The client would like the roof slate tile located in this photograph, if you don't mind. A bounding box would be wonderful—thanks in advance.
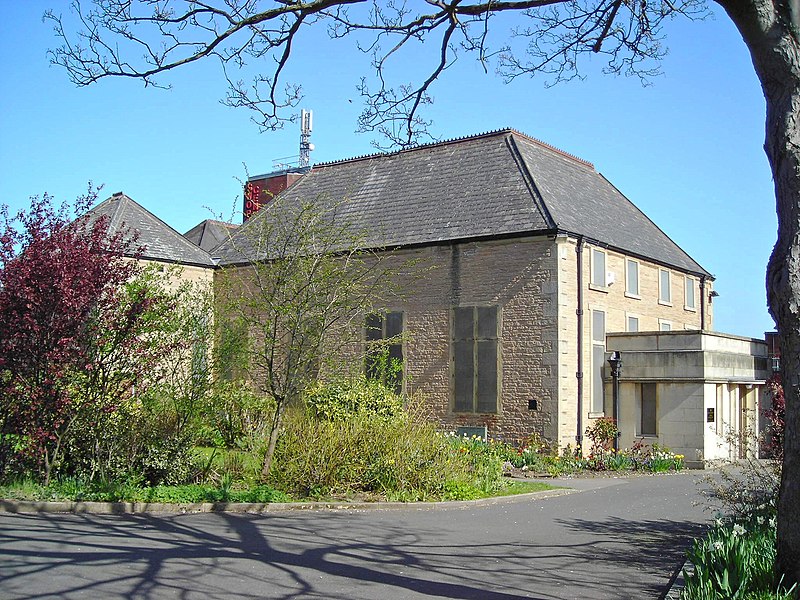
[213,129,710,277]
[88,193,216,267]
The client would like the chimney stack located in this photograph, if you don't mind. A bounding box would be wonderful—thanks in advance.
[243,170,304,221]
[243,109,314,221]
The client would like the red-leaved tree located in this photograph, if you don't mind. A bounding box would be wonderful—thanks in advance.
[0,189,144,484]
[764,374,786,464]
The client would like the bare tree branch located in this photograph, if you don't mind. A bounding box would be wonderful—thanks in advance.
[47,0,707,145]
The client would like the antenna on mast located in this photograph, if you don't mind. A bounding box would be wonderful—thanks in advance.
[299,109,314,168]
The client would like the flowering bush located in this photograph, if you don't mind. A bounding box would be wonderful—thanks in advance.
[585,417,619,454]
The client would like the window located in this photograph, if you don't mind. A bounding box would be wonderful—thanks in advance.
[685,276,696,310]
[366,311,404,393]
[452,306,499,413]
[659,320,672,332]
[626,259,639,296]
[591,248,606,287]
[639,383,657,436]
[627,315,639,332]
[591,310,606,413]
[659,269,671,304]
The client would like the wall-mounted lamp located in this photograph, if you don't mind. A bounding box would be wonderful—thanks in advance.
[709,290,720,303]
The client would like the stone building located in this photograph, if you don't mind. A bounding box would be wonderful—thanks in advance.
[88,130,770,461]
[211,129,732,452]
[606,331,769,466]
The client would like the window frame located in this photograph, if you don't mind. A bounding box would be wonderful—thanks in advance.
[626,314,640,332]
[659,268,672,305]
[451,305,501,414]
[590,248,607,289]
[684,275,697,311]
[365,310,404,394]
[659,319,673,332]
[625,258,640,298]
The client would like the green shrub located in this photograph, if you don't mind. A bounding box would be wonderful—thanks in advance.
[304,376,404,422]
[586,417,619,453]
[197,381,275,450]
[271,408,463,500]
[269,380,502,500]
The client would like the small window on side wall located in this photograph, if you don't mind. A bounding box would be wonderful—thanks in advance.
[365,311,403,394]
[659,269,671,304]
[591,248,606,287]
[685,276,696,310]
[626,259,639,296]
[627,315,639,332]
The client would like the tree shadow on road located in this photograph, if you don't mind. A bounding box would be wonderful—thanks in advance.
[0,510,550,600]
[0,500,708,600]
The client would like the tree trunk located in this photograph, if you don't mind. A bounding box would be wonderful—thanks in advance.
[261,400,285,480]
[716,0,800,584]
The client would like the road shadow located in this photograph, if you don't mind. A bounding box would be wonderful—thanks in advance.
[0,511,551,600]
[0,484,709,600]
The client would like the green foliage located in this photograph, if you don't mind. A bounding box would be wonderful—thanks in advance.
[585,417,619,453]
[0,477,289,504]
[269,381,509,500]
[682,513,796,600]
[64,397,201,486]
[304,376,404,422]
[444,434,508,494]
[686,422,793,600]
[270,406,451,500]
[197,381,275,449]
[474,435,684,475]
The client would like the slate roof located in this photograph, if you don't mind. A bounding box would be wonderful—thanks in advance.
[184,219,239,253]
[213,129,711,277]
[88,193,216,267]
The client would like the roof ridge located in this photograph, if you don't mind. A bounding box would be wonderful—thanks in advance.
[311,128,594,170]
[101,193,216,265]
[198,218,239,228]
[505,135,558,229]
[511,131,595,169]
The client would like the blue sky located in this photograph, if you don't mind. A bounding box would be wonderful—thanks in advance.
[0,2,775,337]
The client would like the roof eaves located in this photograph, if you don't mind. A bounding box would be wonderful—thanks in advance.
[555,227,714,280]
[214,227,561,267]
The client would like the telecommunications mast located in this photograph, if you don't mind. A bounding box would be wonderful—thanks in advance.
[299,109,314,168]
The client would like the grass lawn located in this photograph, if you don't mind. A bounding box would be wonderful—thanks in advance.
[0,478,561,505]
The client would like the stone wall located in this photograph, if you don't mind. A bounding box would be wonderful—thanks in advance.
[385,237,560,443]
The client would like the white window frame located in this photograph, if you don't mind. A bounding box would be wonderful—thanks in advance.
[684,276,697,311]
[659,319,673,332]
[590,248,607,289]
[659,269,672,305]
[626,314,640,332]
[625,258,640,298]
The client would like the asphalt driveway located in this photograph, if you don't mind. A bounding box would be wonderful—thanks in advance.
[0,472,712,599]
